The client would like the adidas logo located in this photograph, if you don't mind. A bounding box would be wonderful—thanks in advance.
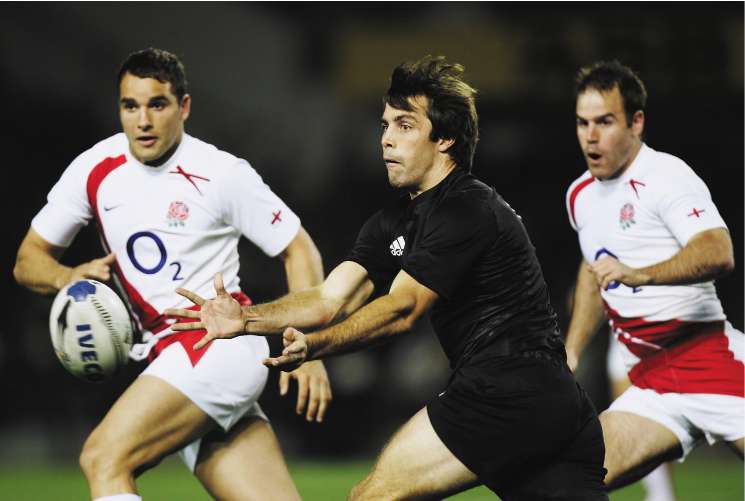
[390,236,405,256]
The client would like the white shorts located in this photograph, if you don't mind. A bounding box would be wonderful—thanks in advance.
[606,332,628,382]
[607,385,745,460]
[142,335,270,471]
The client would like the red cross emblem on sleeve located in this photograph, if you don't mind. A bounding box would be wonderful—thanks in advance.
[687,208,705,218]
[271,210,282,225]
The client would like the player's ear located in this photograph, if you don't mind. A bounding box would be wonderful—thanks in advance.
[631,110,644,138]
[437,137,455,153]
[180,94,192,121]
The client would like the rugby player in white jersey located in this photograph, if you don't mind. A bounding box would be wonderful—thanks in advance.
[564,60,743,491]
[13,48,332,501]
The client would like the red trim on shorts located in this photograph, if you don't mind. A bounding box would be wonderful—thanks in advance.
[606,304,744,396]
[568,177,595,227]
[150,292,253,367]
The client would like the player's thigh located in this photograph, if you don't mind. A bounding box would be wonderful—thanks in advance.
[350,407,479,501]
[600,410,682,488]
[195,415,300,501]
[729,438,744,459]
[83,375,215,472]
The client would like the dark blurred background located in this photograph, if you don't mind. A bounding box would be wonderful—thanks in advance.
[1,2,742,464]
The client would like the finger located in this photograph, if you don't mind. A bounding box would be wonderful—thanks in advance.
[305,377,321,421]
[283,341,306,356]
[176,288,205,306]
[263,354,302,368]
[295,374,309,415]
[164,308,200,319]
[171,321,205,331]
[100,252,118,265]
[214,272,227,296]
[193,333,215,350]
[316,385,331,423]
[279,371,290,396]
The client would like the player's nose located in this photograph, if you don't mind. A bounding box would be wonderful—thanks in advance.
[137,108,153,129]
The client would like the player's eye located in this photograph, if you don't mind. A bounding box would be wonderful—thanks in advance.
[400,122,412,131]
[381,123,389,131]
[123,102,137,111]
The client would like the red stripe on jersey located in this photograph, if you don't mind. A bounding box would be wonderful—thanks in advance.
[568,177,595,227]
[149,292,253,367]
[605,304,744,396]
[86,155,162,332]
[86,155,126,212]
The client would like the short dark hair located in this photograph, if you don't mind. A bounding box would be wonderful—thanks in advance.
[118,48,188,102]
[575,60,647,126]
[384,56,479,172]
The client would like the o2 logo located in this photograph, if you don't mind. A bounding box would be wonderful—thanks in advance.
[126,231,183,281]
[594,247,641,293]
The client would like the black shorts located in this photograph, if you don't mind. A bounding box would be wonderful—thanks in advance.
[427,349,607,500]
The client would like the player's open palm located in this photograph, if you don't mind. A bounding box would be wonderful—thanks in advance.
[166,273,246,350]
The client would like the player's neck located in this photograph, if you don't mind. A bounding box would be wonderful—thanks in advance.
[409,159,457,199]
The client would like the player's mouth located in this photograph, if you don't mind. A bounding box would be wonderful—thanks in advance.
[137,135,158,147]
[586,152,602,165]
[384,158,402,168]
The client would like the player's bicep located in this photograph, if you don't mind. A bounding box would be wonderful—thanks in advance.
[388,270,439,324]
[18,227,67,261]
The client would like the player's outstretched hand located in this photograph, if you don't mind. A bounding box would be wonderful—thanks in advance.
[588,257,650,290]
[65,252,117,285]
[165,273,246,350]
[279,360,332,423]
[264,327,308,372]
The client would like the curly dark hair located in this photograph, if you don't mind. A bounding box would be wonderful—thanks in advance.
[384,56,479,171]
[118,47,188,102]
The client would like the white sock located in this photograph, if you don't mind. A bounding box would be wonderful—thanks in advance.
[93,495,142,501]
[642,463,676,501]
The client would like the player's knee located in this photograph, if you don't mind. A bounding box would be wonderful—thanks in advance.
[348,473,409,501]
[79,433,129,481]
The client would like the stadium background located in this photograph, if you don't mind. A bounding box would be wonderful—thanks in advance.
[0,3,742,499]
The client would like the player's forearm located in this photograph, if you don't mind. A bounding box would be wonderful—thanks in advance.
[636,228,734,286]
[14,246,72,295]
[565,263,607,360]
[283,227,324,292]
[241,287,343,335]
[306,292,416,360]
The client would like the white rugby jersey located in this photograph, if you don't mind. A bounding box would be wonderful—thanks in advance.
[566,143,742,396]
[33,133,300,335]
[566,143,728,322]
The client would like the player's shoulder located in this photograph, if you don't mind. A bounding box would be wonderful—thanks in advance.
[71,133,129,170]
[565,169,596,200]
[435,174,499,226]
[638,144,708,192]
[184,134,261,179]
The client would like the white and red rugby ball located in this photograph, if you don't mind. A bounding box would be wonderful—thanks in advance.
[49,280,133,382]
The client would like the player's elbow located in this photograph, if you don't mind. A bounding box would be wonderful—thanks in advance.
[714,254,735,276]
[13,253,31,288]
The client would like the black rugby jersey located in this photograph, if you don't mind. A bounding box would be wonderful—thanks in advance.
[346,168,564,367]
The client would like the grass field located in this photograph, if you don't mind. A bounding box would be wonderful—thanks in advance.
[1,452,741,500]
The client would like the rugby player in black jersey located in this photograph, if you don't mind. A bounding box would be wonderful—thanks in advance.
[168,56,608,500]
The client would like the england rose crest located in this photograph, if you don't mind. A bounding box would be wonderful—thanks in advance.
[619,203,635,230]
[167,201,189,227]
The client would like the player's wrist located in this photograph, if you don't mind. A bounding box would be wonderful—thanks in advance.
[53,266,74,290]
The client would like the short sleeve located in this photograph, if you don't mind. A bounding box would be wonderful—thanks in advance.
[31,151,94,247]
[403,197,495,299]
[219,160,300,257]
[346,211,394,292]
[656,169,727,246]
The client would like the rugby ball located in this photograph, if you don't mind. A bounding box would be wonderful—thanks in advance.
[49,280,133,382]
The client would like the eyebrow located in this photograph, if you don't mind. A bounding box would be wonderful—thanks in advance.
[576,112,615,121]
[381,113,418,124]
[119,95,170,105]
